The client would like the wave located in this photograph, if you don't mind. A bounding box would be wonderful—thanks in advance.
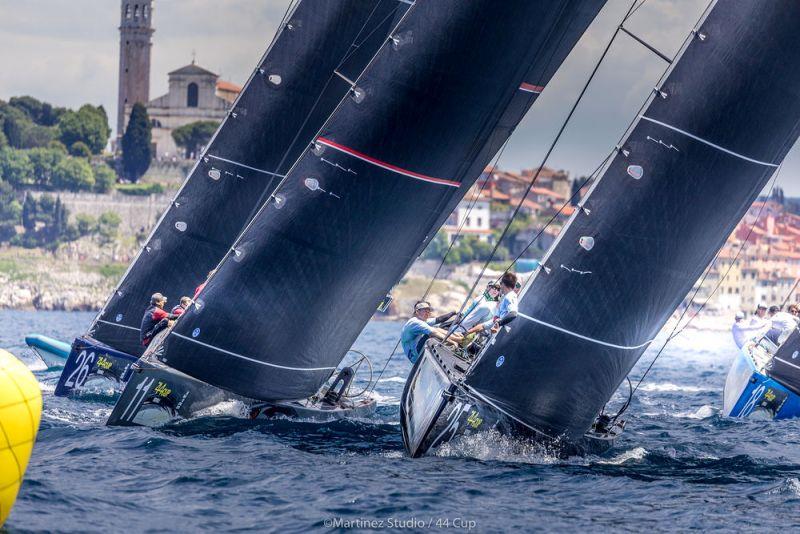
[638,383,704,393]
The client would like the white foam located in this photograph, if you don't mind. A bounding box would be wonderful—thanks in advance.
[434,429,570,465]
[676,405,717,420]
[638,383,704,393]
[192,399,249,419]
[599,446,648,465]
[377,376,406,383]
[367,390,399,406]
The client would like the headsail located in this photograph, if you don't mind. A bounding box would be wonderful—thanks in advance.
[464,1,800,440]
[88,0,410,357]
[153,0,607,401]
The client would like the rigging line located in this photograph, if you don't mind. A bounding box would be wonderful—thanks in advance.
[613,166,784,421]
[619,26,672,64]
[445,0,644,339]
[87,0,304,333]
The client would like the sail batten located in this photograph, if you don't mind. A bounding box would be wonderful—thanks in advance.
[84,1,410,357]
[157,0,608,402]
[465,0,800,440]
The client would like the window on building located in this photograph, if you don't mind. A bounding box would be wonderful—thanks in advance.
[143,4,149,18]
[134,4,139,18]
[187,83,199,108]
[477,217,483,227]
[466,217,472,227]
[125,4,131,18]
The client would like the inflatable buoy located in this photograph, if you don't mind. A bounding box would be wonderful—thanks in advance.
[0,349,42,526]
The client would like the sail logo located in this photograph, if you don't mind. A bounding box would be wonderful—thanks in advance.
[496,355,505,368]
[154,382,172,398]
[115,314,123,322]
[192,328,201,338]
[626,165,644,180]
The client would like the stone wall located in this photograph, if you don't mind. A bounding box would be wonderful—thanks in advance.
[29,191,172,237]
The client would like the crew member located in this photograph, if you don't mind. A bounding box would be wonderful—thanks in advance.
[468,271,518,335]
[400,301,461,364]
[171,296,192,316]
[452,282,501,334]
[732,311,768,349]
[193,269,216,300]
[140,293,179,347]
[766,305,799,344]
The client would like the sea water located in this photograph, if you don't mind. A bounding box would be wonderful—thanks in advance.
[3,310,800,531]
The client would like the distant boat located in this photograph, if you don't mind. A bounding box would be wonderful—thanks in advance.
[45,0,408,397]
[724,329,800,420]
[107,0,607,427]
[24,334,70,368]
[401,1,800,457]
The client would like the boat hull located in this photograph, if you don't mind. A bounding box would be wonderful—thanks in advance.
[108,356,377,427]
[723,348,800,420]
[401,342,618,458]
[54,336,138,397]
[25,334,71,368]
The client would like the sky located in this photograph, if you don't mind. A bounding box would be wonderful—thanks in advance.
[1,0,798,194]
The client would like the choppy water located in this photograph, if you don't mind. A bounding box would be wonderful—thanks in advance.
[4,310,800,532]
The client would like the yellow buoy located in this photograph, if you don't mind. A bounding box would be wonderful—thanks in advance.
[0,349,42,526]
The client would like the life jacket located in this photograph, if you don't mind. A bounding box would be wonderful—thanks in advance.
[171,305,185,316]
[140,305,170,346]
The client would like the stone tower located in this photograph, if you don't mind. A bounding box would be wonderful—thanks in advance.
[116,1,154,141]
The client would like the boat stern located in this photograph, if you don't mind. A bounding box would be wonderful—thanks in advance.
[54,336,138,397]
[723,345,800,420]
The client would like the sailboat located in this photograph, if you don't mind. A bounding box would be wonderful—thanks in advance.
[724,326,800,420]
[401,0,800,457]
[106,0,608,427]
[49,0,409,396]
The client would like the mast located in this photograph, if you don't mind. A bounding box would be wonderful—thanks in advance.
[155,0,607,402]
[88,0,409,357]
[464,0,800,440]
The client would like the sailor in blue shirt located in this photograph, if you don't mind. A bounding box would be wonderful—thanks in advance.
[400,301,459,364]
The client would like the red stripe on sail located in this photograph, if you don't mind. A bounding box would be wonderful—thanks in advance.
[519,82,545,94]
[316,137,460,188]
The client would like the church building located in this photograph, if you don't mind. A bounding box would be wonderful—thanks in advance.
[116,1,241,159]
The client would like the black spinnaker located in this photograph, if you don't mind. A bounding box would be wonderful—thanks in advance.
[464,0,800,441]
[151,0,607,401]
[87,0,409,357]
[768,328,800,396]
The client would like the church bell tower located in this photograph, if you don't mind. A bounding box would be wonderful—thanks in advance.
[117,1,154,142]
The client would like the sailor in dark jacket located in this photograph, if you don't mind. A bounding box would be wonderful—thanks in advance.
[140,293,178,346]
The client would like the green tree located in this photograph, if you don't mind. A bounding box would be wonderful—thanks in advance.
[27,147,65,187]
[0,148,34,186]
[58,104,111,154]
[171,120,218,158]
[97,211,122,244]
[74,213,96,236]
[422,230,449,260]
[52,157,94,191]
[92,163,117,193]
[21,193,37,232]
[121,103,152,182]
[9,96,64,126]
[69,141,92,159]
[0,182,21,241]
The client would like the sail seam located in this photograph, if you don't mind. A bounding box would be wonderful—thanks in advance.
[517,312,654,350]
[316,137,460,187]
[97,320,140,332]
[639,115,779,167]
[205,154,286,177]
[171,332,336,372]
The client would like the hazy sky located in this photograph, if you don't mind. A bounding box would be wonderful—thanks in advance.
[1,0,798,194]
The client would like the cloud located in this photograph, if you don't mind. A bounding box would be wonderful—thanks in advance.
[0,0,796,195]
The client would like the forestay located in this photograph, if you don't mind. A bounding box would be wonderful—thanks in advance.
[465,1,800,440]
[156,0,607,401]
[88,0,409,357]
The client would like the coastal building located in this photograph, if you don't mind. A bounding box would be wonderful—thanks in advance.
[115,0,242,158]
[116,1,154,142]
[138,62,241,158]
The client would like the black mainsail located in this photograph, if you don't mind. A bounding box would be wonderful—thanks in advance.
[148,0,608,402]
[87,0,409,358]
[461,0,800,442]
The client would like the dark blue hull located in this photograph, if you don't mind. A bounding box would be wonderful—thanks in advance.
[54,336,138,397]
